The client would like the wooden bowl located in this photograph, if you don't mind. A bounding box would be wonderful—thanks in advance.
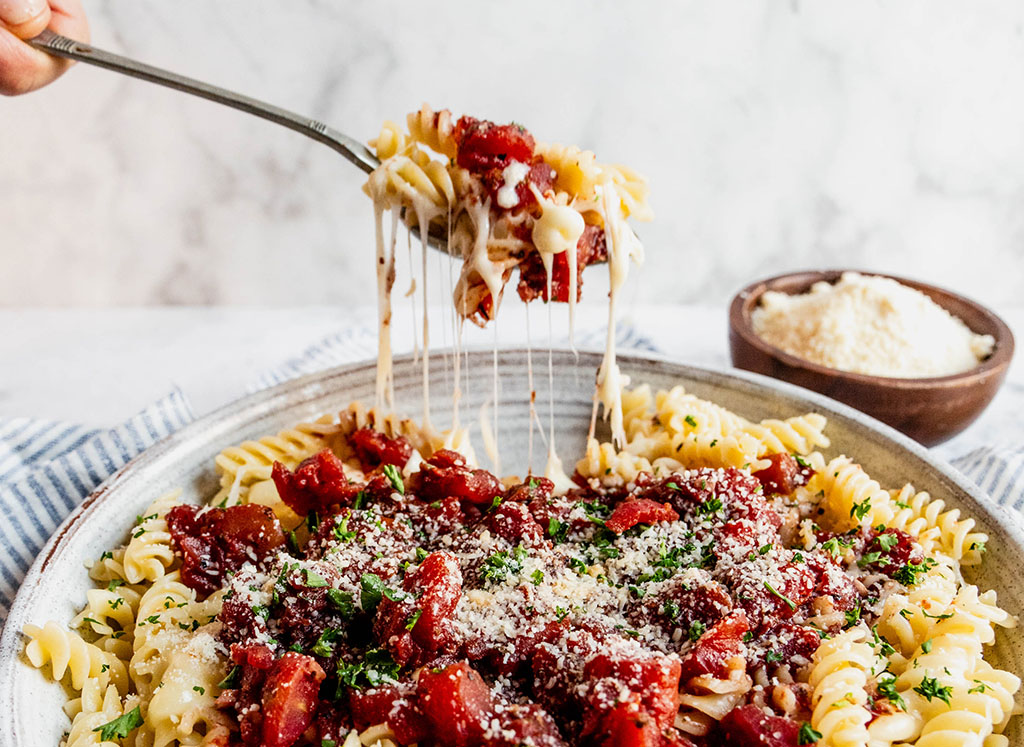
[729,270,1015,446]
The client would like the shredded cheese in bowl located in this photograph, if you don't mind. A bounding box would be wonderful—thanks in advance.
[751,272,995,378]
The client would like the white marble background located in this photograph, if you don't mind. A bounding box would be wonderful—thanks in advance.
[2,0,1024,308]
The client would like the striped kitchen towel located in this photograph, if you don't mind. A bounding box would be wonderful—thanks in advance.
[0,390,193,624]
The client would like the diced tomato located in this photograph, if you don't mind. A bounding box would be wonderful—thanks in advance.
[752,453,813,496]
[271,449,362,516]
[587,695,662,747]
[506,476,555,505]
[486,501,544,545]
[484,703,566,747]
[517,224,608,303]
[408,552,462,652]
[679,610,748,682]
[417,661,494,747]
[584,653,681,730]
[605,499,679,534]
[651,578,733,630]
[760,623,822,667]
[348,427,413,471]
[261,653,326,747]
[349,682,430,744]
[719,705,800,747]
[417,450,504,506]
[455,117,536,174]
[166,503,285,596]
[863,528,921,573]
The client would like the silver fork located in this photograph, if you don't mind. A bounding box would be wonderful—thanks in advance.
[28,29,456,250]
[28,30,381,174]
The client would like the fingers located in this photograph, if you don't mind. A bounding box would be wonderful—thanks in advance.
[0,0,88,96]
[0,0,51,39]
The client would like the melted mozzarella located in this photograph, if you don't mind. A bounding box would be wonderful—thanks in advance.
[592,178,645,448]
[496,161,531,209]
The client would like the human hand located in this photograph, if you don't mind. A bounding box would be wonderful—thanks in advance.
[0,0,88,95]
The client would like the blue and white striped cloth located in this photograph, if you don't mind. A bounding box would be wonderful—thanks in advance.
[0,326,1020,628]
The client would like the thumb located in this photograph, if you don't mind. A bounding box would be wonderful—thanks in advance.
[0,0,51,40]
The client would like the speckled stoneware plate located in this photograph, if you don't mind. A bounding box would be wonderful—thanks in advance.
[2,349,1022,745]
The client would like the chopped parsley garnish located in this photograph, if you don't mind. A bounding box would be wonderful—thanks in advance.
[662,601,681,620]
[797,722,822,744]
[969,681,991,694]
[327,589,355,617]
[763,581,797,611]
[688,620,706,642]
[352,491,367,509]
[217,666,241,689]
[684,414,698,428]
[871,625,896,657]
[850,497,872,521]
[892,558,937,587]
[877,532,899,551]
[405,609,422,631]
[858,551,882,568]
[106,579,124,591]
[304,569,329,588]
[697,497,723,517]
[843,603,862,629]
[415,547,429,562]
[547,518,568,544]
[92,706,143,741]
[765,650,783,664]
[482,546,528,583]
[579,501,611,526]
[913,676,952,705]
[876,674,906,709]
[382,464,404,494]
[336,649,399,692]
[921,639,933,653]
[530,570,544,585]
[333,515,356,543]
[382,587,411,603]
[311,627,342,657]
[360,573,386,612]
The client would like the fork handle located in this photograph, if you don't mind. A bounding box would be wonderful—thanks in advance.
[29,29,380,174]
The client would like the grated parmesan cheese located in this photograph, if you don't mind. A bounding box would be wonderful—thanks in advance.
[751,272,994,378]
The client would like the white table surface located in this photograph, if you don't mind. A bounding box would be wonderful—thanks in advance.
[2,304,1021,466]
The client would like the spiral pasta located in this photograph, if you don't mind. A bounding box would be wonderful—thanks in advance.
[123,491,180,585]
[22,391,1021,746]
[24,621,127,694]
[63,680,127,747]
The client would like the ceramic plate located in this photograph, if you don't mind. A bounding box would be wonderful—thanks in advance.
[1,349,1021,745]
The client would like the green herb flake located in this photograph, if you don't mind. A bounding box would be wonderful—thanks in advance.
[913,676,953,705]
[382,464,404,494]
[304,569,329,588]
[405,609,422,630]
[333,514,356,543]
[876,674,906,709]
[92,706,144,741]
[850,498,872,521]
[763,581,797,611]
[217,666,242,689]
[360,573,386,612]
[797,723,822,745]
